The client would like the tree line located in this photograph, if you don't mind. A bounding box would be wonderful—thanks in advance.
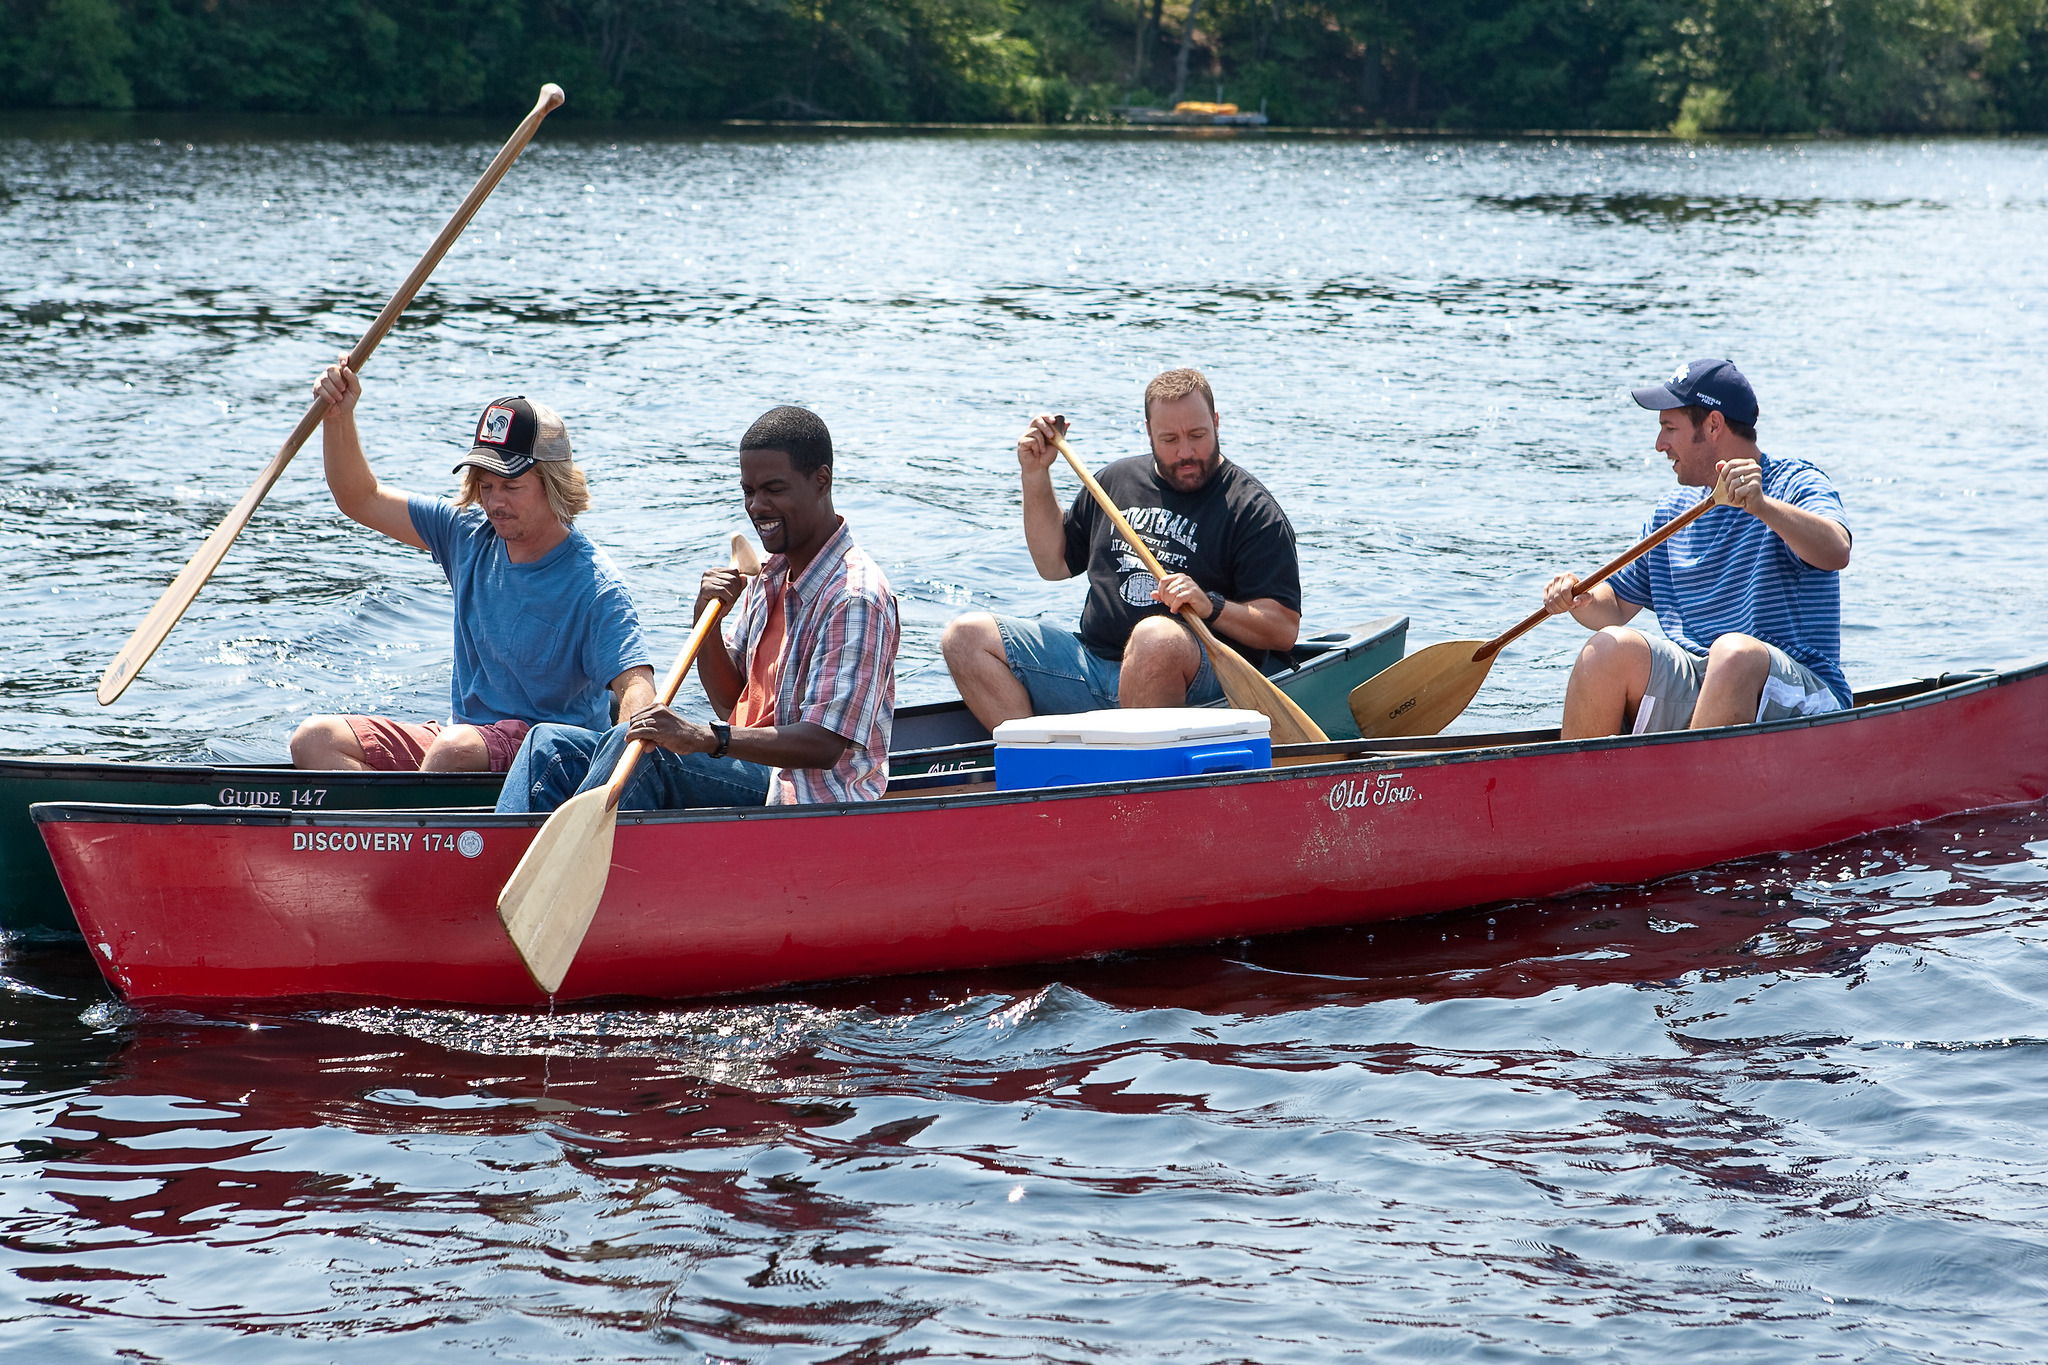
[4,0,2046,132]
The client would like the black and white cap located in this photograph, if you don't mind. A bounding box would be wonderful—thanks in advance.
[453,396,572,478]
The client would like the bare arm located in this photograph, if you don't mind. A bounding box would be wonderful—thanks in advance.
[1718,458,1851,571]
[315,357,425,550]
[609,666,656,721]
[625,707,848,771]
[1018,413,1076,580]
[1152,575,1301,652]
[1214,596,1300,652]
[1542,576,1643,630]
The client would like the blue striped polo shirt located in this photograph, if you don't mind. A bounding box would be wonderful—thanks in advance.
[1607,454,1852,708]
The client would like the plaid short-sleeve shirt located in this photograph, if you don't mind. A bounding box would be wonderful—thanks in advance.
[722,520,898,803]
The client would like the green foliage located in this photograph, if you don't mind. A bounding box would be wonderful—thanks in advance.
[0,0,2044,129]
[26,0,136,108]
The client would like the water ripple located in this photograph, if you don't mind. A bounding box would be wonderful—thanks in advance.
[4,121,2048,1360]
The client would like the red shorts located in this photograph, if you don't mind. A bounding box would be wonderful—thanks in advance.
[343,715,532,774]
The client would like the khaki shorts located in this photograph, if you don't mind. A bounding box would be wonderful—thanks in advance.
[1632,635,1843,734]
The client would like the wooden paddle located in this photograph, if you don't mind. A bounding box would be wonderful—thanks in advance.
[499,534,762,995]
[96,84,567,707]
[1049,433,1326,745]
[1348,485,1730,739]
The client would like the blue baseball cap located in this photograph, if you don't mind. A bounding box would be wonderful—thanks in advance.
[1632,359,1759,426]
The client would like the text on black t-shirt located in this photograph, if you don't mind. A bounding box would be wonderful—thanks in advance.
[1060,455,1302,673]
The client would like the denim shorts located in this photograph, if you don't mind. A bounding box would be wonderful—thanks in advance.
[1634,634,1846,733]
[993,614,1223,715]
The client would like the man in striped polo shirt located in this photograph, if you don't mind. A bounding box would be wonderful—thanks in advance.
[495,406,899,811]
[1541,359,1853,740]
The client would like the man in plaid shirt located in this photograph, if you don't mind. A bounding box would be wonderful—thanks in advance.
[494,406,898,811]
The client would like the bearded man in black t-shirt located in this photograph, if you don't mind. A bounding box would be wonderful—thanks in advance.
[941,368,1303,727]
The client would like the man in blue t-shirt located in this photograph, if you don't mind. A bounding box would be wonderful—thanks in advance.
[289,356,654,772]
[1541,359,1853,740]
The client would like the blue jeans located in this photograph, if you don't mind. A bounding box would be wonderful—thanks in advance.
[993,615,1223,715]
[494,722,771,814]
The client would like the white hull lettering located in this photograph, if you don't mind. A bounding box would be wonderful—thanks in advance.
[220,788,328,808]
[291,831,417,853]
[1325,773,1420,812]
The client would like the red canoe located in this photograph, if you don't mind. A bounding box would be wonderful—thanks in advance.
[34,664,2044,1008]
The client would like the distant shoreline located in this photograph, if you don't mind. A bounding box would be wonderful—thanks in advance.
[12,109,2044,144]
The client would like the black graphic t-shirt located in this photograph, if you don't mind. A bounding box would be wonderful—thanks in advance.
[1061,455,1302,673]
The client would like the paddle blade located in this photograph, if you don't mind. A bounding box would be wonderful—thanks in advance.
[1204,638,1327,745]
[732,534,761,576]
[1347,639,1495,739]
[96,437,310,706]
[496,787,621,995]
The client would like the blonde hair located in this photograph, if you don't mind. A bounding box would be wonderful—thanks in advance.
[455,457,591,524]
[1143,367,1216,421]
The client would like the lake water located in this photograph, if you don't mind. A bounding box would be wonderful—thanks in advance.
[3,115,2047,1360]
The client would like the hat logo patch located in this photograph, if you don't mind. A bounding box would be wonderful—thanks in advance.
[477,406,516,445]
[1669,368,1688,384]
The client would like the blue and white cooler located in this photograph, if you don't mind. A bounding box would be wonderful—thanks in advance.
[991,708,1274,792]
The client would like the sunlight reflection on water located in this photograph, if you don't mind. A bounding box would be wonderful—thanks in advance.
[3,121,2048,1361]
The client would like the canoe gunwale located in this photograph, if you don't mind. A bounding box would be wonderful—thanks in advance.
[5,614,1416,792]
[30,663,2025,832]
[0,756,502,787]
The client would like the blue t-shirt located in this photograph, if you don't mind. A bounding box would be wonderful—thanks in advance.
[1607,454,1852,708]
[408,496,651,730]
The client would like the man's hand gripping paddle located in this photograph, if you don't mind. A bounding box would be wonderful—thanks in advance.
[1348,478,1735,739]
[97,84,566,705]
[498,535,762,995]
[1047,429,1325,746]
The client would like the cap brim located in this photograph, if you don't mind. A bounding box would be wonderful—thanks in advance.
[454,447,538,478]
[1631,384,1688,411]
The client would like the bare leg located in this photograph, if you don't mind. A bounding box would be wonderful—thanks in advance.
[421,725,493,772]
[942,613,1034,729]
[290,715,371,770]
[1560,627,1652,740]
[1118,615,1202,709]
[1690,634,1772,729]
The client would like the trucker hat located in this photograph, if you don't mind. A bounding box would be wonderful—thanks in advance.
[454,396,572,478]
[1631,359,1759,426]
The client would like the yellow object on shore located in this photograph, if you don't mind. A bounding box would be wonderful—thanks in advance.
[1173,101,1238,115]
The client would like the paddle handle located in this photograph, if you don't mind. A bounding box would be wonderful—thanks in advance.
[1048,432,1324,741]
[602,600,727,810]
[1473,489,1722,663]
[601,536,761,811]
[1049,432,1231,656]
[95,84,567,707]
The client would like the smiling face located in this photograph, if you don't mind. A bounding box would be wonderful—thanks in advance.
[1655,408,1722,488]
[740,447,834,564]
[472,469,563,549]
[1145,389,1222,493]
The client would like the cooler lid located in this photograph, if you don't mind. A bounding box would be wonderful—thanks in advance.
[992,708,1272,749]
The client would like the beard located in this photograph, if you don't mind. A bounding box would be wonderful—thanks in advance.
[1154,437,1223,493]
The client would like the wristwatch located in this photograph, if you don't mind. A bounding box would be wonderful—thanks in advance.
[1205,592,1226,622]
[708,721,731,759]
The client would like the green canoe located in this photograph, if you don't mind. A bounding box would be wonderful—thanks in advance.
[0,616,1405,938]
